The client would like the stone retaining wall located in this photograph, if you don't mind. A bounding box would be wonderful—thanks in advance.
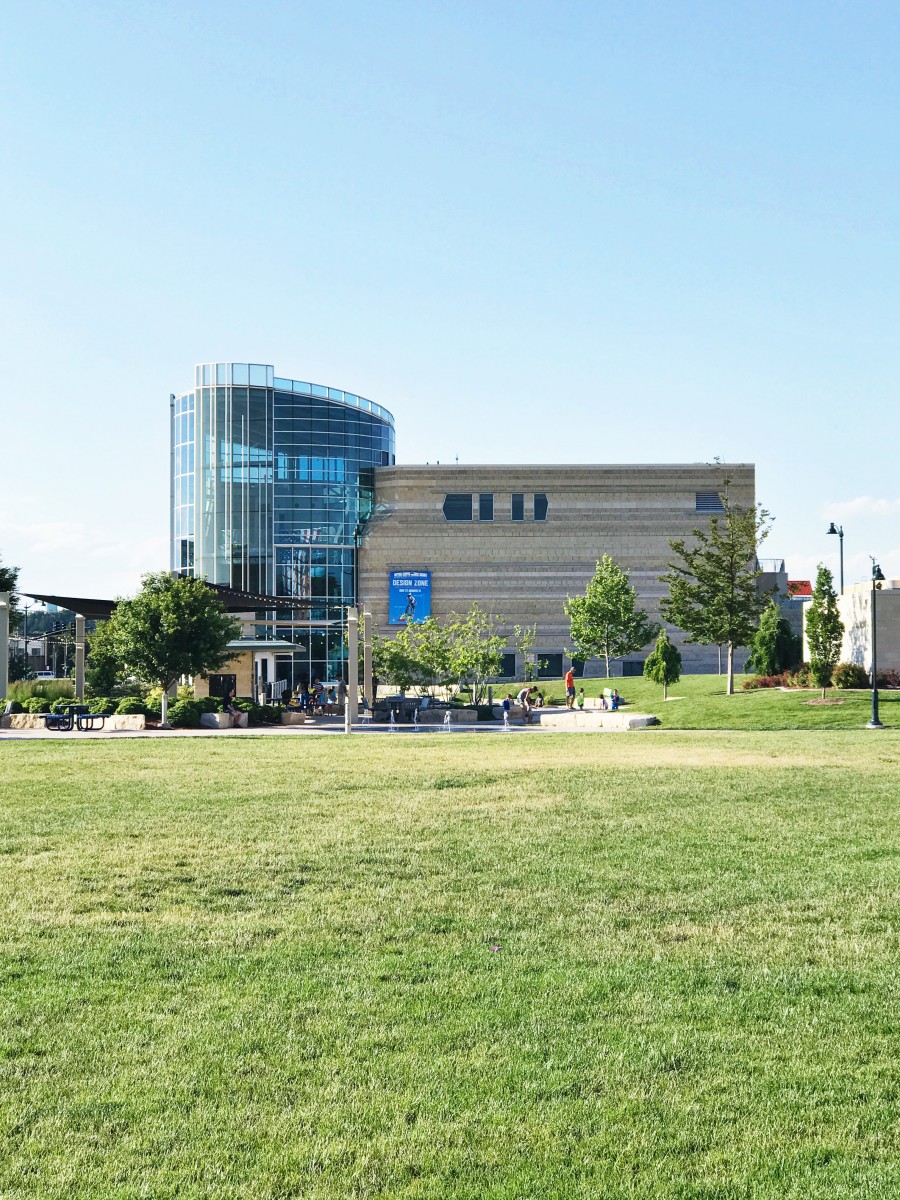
[2,713,147,731]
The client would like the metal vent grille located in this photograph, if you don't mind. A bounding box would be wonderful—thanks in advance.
[695,492,725,513]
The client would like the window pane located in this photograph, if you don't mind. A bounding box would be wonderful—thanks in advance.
[479,493,494,521]
[443,493,473,521]
[511,493,524,521]
[232,363,249,385]
[534,493,548,521]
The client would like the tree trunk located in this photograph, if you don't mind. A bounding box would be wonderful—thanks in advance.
[605,652,610,677]
[663,681,668,700]
[160,686,170,729]
[726,642,735,695]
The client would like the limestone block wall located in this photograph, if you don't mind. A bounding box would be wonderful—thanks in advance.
[812,582,900,674]
[359,463,756,676]
[193,650,254,699]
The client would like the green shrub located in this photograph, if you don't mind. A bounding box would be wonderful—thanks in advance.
[249,703,283,725]
[168,699,201,728]
[144,688,164,717]
[832,662,870,690]
[196,696,222,714]
[5,700,24,714]
[24,697,51,713]
[50,697,78,714]
[115,697,147,716]
[87,696,115,713]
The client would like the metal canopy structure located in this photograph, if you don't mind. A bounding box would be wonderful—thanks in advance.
[19,584,324,705]
[22,583,314,617]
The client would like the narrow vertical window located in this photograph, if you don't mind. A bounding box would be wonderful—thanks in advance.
[511,493,524,521]
[533,493,548,521]
[479,493,494,521]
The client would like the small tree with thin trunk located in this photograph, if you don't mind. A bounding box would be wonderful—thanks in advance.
[111,573,240,726]
[565,554,659,677]
[643,628,682,699]
[805,564,844,697]
[445,603,506,706]
[660,487,771,695]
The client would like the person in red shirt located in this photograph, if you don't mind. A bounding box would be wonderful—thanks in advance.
[564,666,576,708]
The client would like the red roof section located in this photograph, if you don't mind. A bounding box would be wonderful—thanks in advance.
[788,580,812,597]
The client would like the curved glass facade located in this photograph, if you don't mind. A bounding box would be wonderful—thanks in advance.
[170,362,395,687]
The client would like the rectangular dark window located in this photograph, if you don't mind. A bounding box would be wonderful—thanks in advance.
[533,493,548,521]
[538,652,563,679]
[499,652,516,678]
[479,493,494,521]
[696,492,725,512]
[511,493,524,521]
[443,493,473,521]
[208,673,237,699]
[622,660,645,677]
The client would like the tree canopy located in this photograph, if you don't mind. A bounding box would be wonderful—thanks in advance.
[0,553,21,630]
[746,599,803,677]
[643,628,682,699]
[660,489,771,694]
[111,573,240,725]
[805,565,844,692]
[565,554,658,677]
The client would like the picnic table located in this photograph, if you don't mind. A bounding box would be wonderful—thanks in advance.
[43,705,111,732]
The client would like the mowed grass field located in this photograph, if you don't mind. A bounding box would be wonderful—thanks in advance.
[2,732,900,1198]
[535,672,900,729]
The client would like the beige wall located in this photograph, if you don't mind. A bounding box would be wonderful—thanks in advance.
[193,650,253,699]
[807,582,900,675]
[359,463,756,676]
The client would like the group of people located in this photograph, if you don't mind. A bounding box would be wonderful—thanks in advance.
[502,675,622,724]
[285,678,348,716]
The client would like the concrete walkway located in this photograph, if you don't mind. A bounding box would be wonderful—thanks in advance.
[0,716,657,740]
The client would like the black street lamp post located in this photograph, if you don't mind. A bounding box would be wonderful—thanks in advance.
[867,560,885,730]
[826,523,844,594]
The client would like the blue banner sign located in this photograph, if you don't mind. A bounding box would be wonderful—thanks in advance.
[389,570,431,625]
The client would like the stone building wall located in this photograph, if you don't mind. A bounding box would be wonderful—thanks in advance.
[359,463,756,677]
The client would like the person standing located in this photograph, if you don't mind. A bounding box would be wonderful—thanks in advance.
[564,665,576,708]
[576,687,586,710]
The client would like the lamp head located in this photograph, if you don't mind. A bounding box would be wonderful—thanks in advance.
[827,522,839,536]
[873,564,885,583]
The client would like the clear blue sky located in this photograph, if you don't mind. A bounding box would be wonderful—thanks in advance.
[2,1,898,597]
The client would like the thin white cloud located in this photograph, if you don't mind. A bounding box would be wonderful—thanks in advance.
[2,510,167,598]
[823,496,900,519]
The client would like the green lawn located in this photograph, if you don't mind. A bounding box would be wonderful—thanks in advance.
[531,672,899,730]
[2,733,900,1198]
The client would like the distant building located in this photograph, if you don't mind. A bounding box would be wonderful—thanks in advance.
[170,362,762,687]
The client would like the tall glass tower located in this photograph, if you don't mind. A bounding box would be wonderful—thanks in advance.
[170,362,395,687]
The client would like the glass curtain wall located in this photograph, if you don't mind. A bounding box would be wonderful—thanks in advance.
[170,393,196,573]
[272,387,394,690]
[171,363,395,694]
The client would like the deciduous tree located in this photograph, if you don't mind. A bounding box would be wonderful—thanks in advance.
[805,565,844,695]
[660,489,771,695]
[111,573,240,726]
[643,629,682,699]
[565,554,658,677]
[445,603,506,705]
